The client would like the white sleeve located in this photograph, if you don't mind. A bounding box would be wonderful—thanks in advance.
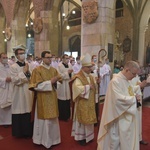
[34,80,53,91]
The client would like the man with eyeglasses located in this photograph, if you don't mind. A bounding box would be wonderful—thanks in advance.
[70,53,97,146]
[29,50,62,149]
[0,53,13,127]
[97,61,142,150]
[10,44,33,138]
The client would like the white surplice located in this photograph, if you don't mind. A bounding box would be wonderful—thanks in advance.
[0,63,13,125]
[99,63,111,96]
[97,72,139,150]
[57,62,72,100]
[32,65,61,149]
[10,63,32,114]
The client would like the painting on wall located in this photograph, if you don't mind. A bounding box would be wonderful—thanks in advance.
[108,43,113,62]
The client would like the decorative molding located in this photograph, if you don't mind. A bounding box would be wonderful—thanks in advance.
[33,17,43,34]
[82,1,98,24]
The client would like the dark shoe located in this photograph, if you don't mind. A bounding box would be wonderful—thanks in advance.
[78,139,86,146]
[140,140,148,145]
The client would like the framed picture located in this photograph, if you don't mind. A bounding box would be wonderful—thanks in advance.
[108,43,113,62]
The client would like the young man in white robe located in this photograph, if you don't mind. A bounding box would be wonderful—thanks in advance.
[29,51,62,149]
[97,61,141,150]
[57,54,73,121]
[70,53,97,146]
[0,53,13,127]
[10,44,33,138]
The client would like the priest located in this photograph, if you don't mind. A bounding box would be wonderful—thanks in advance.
[70,53,97,146]
[97,61,140,150]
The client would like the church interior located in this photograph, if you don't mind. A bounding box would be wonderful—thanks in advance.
[0,0,150,150]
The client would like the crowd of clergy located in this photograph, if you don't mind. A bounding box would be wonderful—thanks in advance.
[0,44,149,149]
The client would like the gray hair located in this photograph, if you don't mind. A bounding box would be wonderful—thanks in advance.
[124,61,140,70]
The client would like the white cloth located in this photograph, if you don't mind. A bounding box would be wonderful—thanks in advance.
[57,62,72,100]
[0,63,13,125]
[72,63,82,74]
[90,72,99,103]
[33,103,61,149]
[71,120,94,143]
[97,72,139,150]
[32,72,61,149]
[51,61,59,69]
[8,59,15,66]
[27,61,39,73]
[10,63,33,114]
[99,63,111,96]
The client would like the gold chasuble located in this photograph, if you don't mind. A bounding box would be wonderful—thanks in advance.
[29,66,60,119]
[71,70,97,125]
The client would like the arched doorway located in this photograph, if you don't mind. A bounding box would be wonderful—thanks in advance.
[69,35,81,57]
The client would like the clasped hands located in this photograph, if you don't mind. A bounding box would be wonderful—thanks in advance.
[23,63,29,74]
[135,94,141,102]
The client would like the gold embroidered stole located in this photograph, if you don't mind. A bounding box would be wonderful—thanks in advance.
[73,70,97,124]
[128,85,134,96]
[29,66,59,119]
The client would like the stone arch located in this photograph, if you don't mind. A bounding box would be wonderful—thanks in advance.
[58,0,81,56]
[69,34,81,56]
[5,0,31,57]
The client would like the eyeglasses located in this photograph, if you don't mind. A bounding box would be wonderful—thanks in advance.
[2,57,8,59]
[43,57,52,59]
[18,53,25,55]
[129,70,137,76]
